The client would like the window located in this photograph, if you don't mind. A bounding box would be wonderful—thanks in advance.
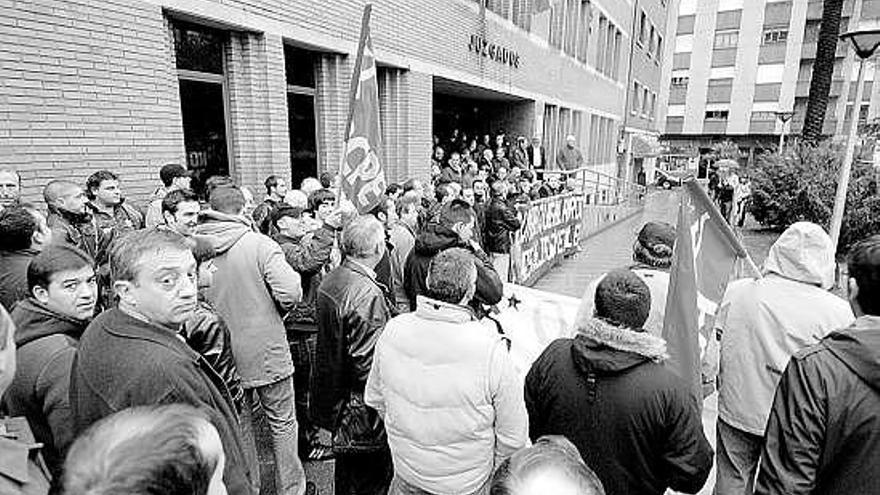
[576,0,591,63]
[642,87,650,116]
[549,2,564,48]
[511,0,532,31]
[751,111,776,121]
[285,45,319,187]
[671,76,689,86]
[632,81,641,114]
[650,93,657,120]
[714,30,739,49]
[657,34,663,59]
[564,0,580,56]
[705,110,730,120]
[596,15,607,72]
[639,11,647,45]
[173,21,231,195]
[763,28,788,44]
[649,25,656,54]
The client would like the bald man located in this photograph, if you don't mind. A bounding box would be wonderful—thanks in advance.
[556,135,584,171]
[43,180,112,270]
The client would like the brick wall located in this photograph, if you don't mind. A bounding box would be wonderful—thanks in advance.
[226,33,291,194]
[1,0,631,202]
[0,0,185,206]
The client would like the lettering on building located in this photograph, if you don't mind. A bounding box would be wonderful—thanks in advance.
[468,34,520,68]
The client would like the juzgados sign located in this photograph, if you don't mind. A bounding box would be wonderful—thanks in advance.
[468,34,520,68]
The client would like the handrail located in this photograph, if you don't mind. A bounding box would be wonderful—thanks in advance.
[540,166,646,207]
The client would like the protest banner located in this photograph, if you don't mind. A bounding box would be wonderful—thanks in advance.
[510,193,584,285]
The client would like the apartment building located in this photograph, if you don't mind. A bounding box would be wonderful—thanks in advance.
[659,0,880,162]
[0,0,650,203]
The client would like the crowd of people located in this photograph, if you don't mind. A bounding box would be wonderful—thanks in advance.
[0,155,879,495]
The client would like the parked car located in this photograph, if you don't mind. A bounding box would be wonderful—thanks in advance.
[655,167,691,189]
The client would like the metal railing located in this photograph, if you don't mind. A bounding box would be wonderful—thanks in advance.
[541,167,647,207]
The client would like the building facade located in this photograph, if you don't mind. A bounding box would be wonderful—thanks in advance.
[621,0,669,184]
[660,0,880,162]
[1,0,657,204]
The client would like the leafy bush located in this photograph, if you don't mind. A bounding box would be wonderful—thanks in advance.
[750,141,880,254]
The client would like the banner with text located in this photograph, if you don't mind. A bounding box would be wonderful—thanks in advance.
[510,193,584,285]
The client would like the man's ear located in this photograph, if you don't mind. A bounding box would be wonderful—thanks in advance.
[114,280,136,306]
[848,277,860,309]
[32,285,50,304]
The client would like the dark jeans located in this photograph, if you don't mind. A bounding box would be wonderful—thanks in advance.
[290,332,318,446]
[715,419,763,495]
[335,449,393,495]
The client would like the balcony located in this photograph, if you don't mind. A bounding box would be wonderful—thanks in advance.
[749,120,777,134]
[801,41,850,60]
[703,119,729,134]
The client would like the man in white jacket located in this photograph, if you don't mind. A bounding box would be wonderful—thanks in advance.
[715,222,854,494]
[366,248,527,495]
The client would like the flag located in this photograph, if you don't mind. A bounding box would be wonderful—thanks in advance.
[492,283,581,380]
[663,179,756,409]
[340,3,386,214]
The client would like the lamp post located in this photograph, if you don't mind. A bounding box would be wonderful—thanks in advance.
[830,26,880,250]
[775,110,794,151]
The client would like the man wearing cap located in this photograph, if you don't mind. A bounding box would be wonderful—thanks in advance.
[575,222,676,338]
[715,222,854,494]
[271,203,340,461]
[145,164,192,229]
[556,135,584,171]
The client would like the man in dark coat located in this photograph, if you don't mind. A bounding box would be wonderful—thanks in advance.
[755,235,880,495]
[272,203,339,461]
[404,200,503,314]
[484,181,522,283]
[3,245,96,484]
[313,215,395,494]
[525,269,712,495]
[0,205,51,311]
[69,229,253,495]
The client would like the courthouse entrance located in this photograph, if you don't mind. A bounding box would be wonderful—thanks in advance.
[432,77,534,150]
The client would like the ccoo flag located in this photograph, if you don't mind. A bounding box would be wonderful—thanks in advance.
[340,3,386,214]
[662,179,757,410]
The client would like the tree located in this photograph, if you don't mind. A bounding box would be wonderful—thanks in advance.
[802,0,844,142]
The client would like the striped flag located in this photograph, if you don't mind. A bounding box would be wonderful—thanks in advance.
[663,179,758,410]
[340,3,386,214]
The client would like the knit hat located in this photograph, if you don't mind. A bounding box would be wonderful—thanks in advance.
[633,222,675,268]
[594,269,651,330]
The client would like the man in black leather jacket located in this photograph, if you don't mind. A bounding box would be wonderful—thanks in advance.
[485,181,522,283]
[313,215,395,495]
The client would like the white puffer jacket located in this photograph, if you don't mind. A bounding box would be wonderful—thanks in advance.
[365,296,527,494]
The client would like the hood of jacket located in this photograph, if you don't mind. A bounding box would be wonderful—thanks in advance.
[571,317,669,376]
[196,210,252,255]
[414,223,462,256]
[48,205,93,226]
[11,298,88,346]
[825,316,880,391]
[763,222,835,289]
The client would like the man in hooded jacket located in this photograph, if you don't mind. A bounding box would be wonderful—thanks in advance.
[195,186,306,495]
[755,235,880,494]
[525,269,712,495]
[404,199,503,314]
[3,245,96,484]
[715,222,853,494]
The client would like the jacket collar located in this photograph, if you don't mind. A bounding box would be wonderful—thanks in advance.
[345,258,377,281]
[104,308,201,363]
[575,317,669,363]
[415,295,477,323]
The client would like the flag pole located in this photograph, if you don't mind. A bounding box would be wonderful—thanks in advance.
[684,179,762,278]
[336,2,374,205]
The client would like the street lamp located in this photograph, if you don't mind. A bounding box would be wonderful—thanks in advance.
[830,25,880,250]
[775,110,794,151]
